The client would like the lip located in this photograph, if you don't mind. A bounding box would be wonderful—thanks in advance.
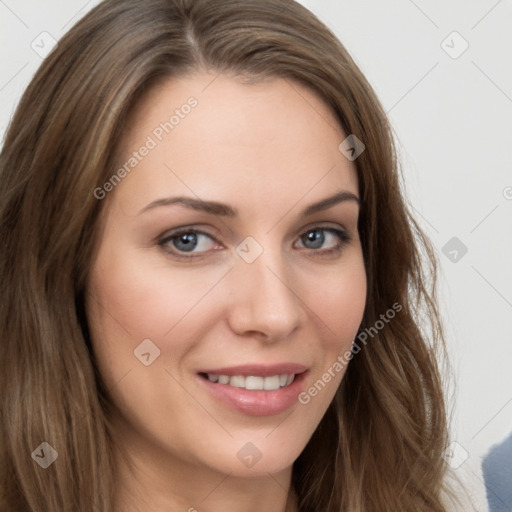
[197,363,308,416]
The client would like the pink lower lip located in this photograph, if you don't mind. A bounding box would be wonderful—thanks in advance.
[198,372,307,416]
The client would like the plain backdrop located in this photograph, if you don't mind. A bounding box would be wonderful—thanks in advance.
[1,1,511,510]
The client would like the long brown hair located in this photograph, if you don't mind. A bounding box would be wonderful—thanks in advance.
[0,0,451,510]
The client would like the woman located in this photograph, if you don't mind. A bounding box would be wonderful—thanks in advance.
[0,0,455,510]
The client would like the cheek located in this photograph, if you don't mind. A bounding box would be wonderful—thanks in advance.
[293,262,366,415]
[86,246,230,374]
[306,261,367,348]
[90,248,223,332]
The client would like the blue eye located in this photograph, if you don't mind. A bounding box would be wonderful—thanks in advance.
[161,230,217,254]
[301,229,325,249]
[296,228,350,251]
[159,226,350,260]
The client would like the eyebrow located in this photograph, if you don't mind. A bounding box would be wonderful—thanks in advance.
[138,190,360,217]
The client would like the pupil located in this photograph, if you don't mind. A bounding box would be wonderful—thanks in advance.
[175,233,197,252]
[303,229,324,249]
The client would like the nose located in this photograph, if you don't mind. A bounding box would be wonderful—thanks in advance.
[225,250,304,342]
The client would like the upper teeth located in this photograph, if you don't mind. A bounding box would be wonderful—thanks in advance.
[206,373,295,390]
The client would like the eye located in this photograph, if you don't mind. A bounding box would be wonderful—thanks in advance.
[159,229,219,255]
[158,225,351,260]
[295,227,350,252]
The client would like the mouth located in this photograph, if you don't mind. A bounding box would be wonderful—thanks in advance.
[196,364,308,416]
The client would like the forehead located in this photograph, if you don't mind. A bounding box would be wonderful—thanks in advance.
[112,72,358,214]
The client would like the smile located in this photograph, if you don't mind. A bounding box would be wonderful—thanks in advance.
[197,364,308,416]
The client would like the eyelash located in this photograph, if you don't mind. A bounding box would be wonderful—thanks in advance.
[158,226,351,260]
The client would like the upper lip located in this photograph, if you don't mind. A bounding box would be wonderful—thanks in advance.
[198,363,308,377]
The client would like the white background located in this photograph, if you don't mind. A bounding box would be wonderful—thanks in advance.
[1,1,511,510]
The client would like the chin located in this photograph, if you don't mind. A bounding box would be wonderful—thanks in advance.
[195,427,313,478]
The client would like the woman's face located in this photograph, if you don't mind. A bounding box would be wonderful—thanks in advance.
[87,72,366,479]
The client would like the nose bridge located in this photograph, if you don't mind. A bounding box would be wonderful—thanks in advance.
[226,241,302,339]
